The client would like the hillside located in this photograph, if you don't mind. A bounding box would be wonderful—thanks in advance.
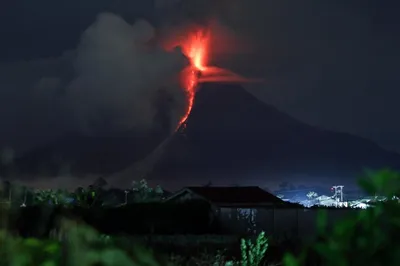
[143,83,400,186]
[3,83,400,188]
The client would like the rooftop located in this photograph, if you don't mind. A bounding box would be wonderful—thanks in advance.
[168,186,285,205]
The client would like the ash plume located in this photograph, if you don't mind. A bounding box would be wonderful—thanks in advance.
[65,13,189,136]
[0,12,190,157]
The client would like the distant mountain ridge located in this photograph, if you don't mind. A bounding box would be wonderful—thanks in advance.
[0,130,168,179]
[2,83,400,188]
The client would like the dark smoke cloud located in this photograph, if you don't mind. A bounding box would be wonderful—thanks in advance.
[66,13,188,135]
[0,53,73,154]
[0,13,189,155]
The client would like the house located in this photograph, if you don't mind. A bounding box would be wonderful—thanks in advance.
[165,186,285,207]
[164,186,288,227]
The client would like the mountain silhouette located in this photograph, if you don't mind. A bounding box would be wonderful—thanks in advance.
[0,130,168,179]
[143,83,400,186]
[3,83,400,187]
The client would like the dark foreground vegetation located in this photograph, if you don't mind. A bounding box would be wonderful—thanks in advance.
[0,169,399,265]
[10,201,218,236]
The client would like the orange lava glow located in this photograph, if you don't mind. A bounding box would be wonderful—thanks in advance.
[177,29,210,130]
[176,27,262,131]
[183,30,210,71]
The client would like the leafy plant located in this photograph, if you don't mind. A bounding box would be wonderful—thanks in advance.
[185,232,269,266]
[34,189,57,205]
[131,179,164,202]
[33,189,72,206]
[236,231,268,266]
[0,219,174,266]
[284,169,400,266]
[0,229,62,265]
[73,187,97,207]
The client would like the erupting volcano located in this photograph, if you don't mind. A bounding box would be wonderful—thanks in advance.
[176,27,260,130]
[108,26,263,183]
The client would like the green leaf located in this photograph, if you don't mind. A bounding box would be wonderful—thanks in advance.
[23,238,42,247]
[358,178,376,195]
[100,249,135,266]
[41,260,57,266]
[390,217,400,227]
[283,253,300,266]
[44,242,59,254]
[333,219,356,237]
[316,210,328,234]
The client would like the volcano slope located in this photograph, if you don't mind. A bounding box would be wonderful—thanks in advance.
[145,83,400,187]
[0,130,169,180]
[0,88,178,180]
[3,83,400,188]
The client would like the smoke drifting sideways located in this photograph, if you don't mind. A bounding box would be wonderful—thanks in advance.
[0,13,190,156]
[67,13,189,136]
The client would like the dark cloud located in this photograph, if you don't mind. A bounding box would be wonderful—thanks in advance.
[0,53,73,153]
[65,13,188,135]
[0,12,189,155]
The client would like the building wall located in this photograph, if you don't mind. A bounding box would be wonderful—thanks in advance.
[218,207,269,235]
[168,192,357,240]
[218,208,361,242]
[168,191,220,226]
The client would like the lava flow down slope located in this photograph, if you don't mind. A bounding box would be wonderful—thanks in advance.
[175,27,260,131]
[106,26,263,183]
[125,27,400,188]
[0,25,260,182]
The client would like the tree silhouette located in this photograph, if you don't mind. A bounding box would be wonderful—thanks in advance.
[131,179,164,202]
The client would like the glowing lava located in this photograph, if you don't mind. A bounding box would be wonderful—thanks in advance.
[110,28,261,182]
[176,29,210,130]
[176,27,261,130]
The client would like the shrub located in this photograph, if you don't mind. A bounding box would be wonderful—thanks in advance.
[0,219,174,266]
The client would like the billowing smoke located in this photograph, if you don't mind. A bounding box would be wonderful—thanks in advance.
[66,13,188,135]
[0,12,189,155]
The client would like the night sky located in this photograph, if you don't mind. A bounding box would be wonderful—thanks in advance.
[0,0,399,158]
